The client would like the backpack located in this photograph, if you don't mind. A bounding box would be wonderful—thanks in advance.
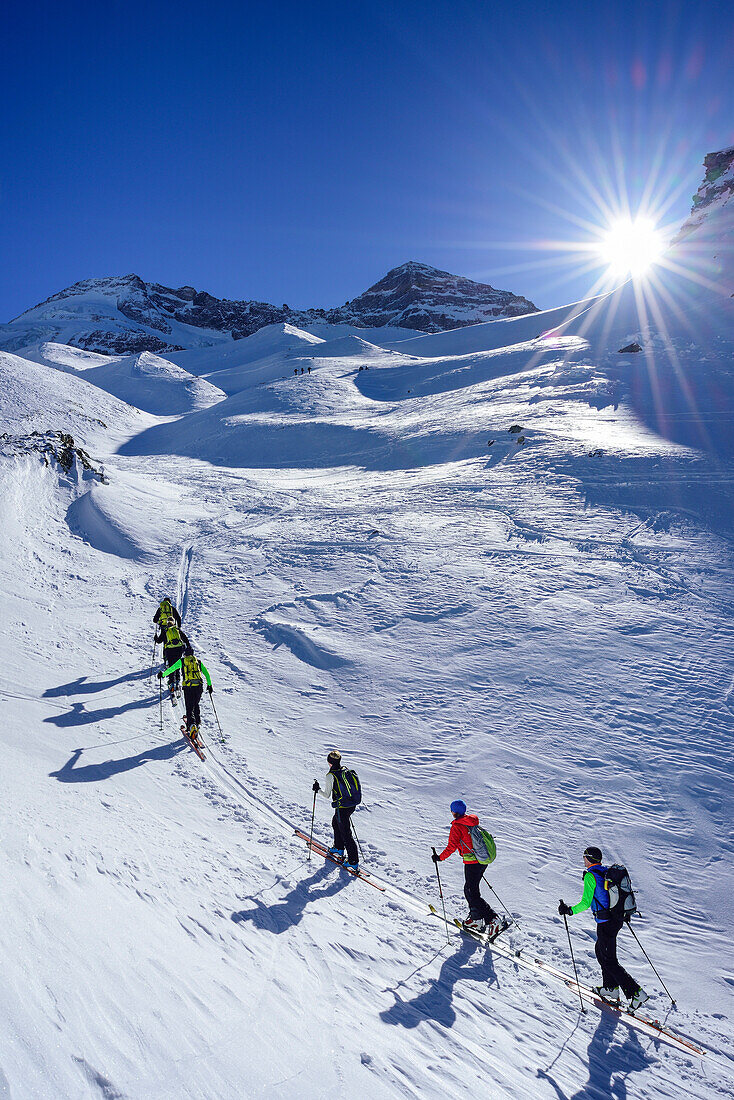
[182,655,202,687]
[165,625,182,648]
[159,599,174,627]
[604,864,637,922]
[332,767,362,809]
[469,824,497,865]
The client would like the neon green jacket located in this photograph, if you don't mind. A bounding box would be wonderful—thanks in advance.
[571,871,596,915]
[161,658,212,689]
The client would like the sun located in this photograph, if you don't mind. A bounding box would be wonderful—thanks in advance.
[598,216,666,280]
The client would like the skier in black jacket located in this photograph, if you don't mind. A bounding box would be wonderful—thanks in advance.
[154,622,189,697]
[312,750,360,872]
[153,597,181,630]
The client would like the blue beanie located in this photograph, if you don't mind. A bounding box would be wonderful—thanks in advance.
[450,800,467,816]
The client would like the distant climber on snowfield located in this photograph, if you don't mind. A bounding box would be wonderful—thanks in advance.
[558,846,648,1010]
[153,596,181,630]
[432,801,504,938]
[154,622,189,697]
[158,643,212,735]
[312,750,362,872]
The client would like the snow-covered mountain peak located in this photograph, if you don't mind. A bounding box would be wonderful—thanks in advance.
[1,263,539,356]
[329,262,538,332]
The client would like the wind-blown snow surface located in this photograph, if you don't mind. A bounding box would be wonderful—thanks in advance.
[2,178,734,1096]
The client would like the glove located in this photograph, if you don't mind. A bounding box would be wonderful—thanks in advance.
[157,671,163,680]
[312,781,320,793]
[207,685,213,695]
[558,901,573,916]
[431,851,441,863]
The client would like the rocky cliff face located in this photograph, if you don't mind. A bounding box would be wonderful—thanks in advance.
[674,145,734,241]
[324,262,537,331]
[1,263,538,356]
[671,145,734,294]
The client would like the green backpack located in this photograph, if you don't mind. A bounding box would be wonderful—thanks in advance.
[469,825,497,864]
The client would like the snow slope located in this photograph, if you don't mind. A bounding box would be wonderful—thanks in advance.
[1,149,733,1099]
[13,343,226,415]
[20,341,116,372]
[76,351,226,415]
[168,322,421,397]
[0,350,152,448]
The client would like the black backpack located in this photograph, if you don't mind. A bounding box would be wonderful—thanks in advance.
[604,864,637,922]
[333,767,362,809]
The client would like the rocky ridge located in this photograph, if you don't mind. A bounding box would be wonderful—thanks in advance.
[1,263,538,356]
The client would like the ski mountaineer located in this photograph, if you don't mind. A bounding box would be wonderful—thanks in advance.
[154,622,189,697]
[153,597,181,630]
[312,750,360,872]
[432,801,504,937]
[158,644,213,735]
[559,846,648,1010]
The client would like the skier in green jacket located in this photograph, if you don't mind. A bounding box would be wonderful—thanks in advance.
[158,644,212,736]
[559,845,647,1009]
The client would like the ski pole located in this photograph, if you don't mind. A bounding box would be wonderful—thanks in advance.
[626,922,676,1006]
[561,904,586,1014]
[350,816,365,862]
[208,692,225,744]
[307,790,317,862]
[432,848,451,945]
[159,676,163,730]
[148,639,157,682]
[484,879,520,927]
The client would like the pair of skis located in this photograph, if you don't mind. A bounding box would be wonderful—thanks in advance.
[180,722,206,761]
[429,905,511,944]
[427,905,704,1056]
[294,829,385,891]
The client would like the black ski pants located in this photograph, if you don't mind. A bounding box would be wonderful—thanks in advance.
[463,862,498,922]
[332,807,358,864]
[595,917,640,998]
[183,685,202,732]
[164,646,184,688]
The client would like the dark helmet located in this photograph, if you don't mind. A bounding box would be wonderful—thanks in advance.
[450,799,467,816]
[327,750,341,765]
[584,846,603,863]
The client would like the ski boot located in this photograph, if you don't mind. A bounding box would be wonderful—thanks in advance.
[462,915,487,933]
[592,985,621,1004]
[327,847,345,863]
[344,861,359,873]
[627,988,649,1011]
[486,916,511,941]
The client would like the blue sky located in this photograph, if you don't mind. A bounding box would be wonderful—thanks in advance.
[2,0,732,320]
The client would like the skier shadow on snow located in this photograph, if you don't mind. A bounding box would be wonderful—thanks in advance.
[380,935,497,1030]
[43,695,157,727]
[43,669,150,698]
[537,1010,654,1100]
[231,863,352,934]
[50,742,185,784]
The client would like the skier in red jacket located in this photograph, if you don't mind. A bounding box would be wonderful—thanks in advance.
[432,800,502,936]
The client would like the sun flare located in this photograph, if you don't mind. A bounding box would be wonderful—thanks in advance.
[598,216,666,279]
